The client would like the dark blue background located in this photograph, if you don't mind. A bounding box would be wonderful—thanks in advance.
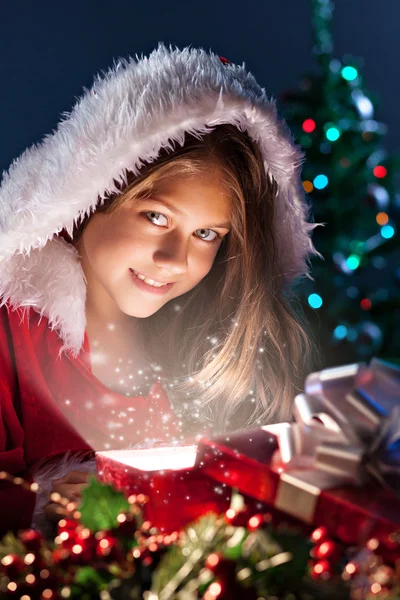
[1,0,398,173]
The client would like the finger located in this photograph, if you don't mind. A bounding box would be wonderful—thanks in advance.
[51,482,89,500]
[53,470,91,485]
[44,503,70,523]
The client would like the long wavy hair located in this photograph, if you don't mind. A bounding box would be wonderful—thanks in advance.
[70,123,319,435]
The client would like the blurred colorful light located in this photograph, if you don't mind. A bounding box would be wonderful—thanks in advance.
[341,66,358,81]
[360,299,372,311]
[308,293,323,309]
[376,212,389,226]
[373,166,387,178]
[381,225,394,239]
[346,255,361,270]
[333,325,347,340]
[313,174,329,189]
[326,127,340,141]
[303,180,314,193]
[303,119,316,133]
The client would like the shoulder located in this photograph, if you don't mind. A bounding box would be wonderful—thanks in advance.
[0,302,52,356]
[0,302,48,330]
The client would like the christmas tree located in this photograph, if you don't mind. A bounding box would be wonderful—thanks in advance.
[280,0,400,368]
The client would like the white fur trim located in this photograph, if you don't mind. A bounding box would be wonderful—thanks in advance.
[0,237,87,356]
[0,43,321,356]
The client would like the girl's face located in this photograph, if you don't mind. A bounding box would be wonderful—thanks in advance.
[76,169,232,325]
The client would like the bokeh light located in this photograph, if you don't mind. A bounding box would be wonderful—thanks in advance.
[341,66,358,81]
[333,325,347,340]
[346,255,361,270]
[308,293,323,309]
[302,118,316,133]
[381,225,394,239]
[326,127,340,141]
[373,165,387,179]
[313,174,329,189]
[376,212,389,226]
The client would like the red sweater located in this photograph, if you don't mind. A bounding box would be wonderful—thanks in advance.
[0,303,180,535]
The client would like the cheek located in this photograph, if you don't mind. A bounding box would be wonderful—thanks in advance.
[84,219,142,272]
[190,248,219,282]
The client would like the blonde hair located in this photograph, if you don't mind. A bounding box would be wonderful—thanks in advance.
[72,124,318,434]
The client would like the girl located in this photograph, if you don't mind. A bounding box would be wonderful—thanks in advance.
[0,44,320,535]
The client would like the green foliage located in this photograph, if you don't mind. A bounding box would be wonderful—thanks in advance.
[0,532,26,558]
[79,476,130,532]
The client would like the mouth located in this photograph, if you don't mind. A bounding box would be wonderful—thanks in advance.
[129,268,175,294]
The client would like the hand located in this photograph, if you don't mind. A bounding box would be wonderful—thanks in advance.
[44,470,90,522]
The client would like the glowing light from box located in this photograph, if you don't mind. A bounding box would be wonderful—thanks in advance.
[97,445,198,471]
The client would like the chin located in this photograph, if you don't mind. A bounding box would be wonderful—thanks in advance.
[119,303,165,319]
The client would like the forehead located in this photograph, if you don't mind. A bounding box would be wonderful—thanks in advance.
[154,171,232,206]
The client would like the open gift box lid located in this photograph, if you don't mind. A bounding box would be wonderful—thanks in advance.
[95,444,232,532]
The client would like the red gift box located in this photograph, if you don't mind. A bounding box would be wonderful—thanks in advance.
[96,358,400,557]
[96,445,231,532]
[197,427,400,555]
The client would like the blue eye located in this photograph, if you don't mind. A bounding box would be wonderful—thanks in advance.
[145,211,168,226]
[144,212,222,243]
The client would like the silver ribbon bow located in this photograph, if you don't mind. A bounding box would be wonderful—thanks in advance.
[275,357,400,495]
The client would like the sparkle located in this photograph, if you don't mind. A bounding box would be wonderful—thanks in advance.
[91,351,108,366]
[107,422,123,430]
[65,399,71,405]
[107,323,116,331]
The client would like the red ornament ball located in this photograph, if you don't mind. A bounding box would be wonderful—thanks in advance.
[96,535,122,562]
[315,540,339,561]
[20,529,44,552]
[310,526,328,543]
[311,559,331,579]
[0,553,25,579]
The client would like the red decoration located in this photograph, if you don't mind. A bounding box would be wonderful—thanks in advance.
[19,529,44,552]
[311,526,328,543]
[196,428,400,561]
[96,448,231,532]
[302,118,316,133]
[360,298,372,310]
[219,56,231,65]
[0,553,25,579]
[373,165,387,178]
[247,514,264,531]
[311,559,331,579]
[315,539,339,562]
[96,534,121,560]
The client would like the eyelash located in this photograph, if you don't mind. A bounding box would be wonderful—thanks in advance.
[142,211,223,244]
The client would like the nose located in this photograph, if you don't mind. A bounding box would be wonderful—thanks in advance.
[153,234,189,276]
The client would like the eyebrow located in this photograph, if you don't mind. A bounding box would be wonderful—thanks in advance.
[139,197,231,229]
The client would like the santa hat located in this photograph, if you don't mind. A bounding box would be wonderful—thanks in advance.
[0,43,320,356]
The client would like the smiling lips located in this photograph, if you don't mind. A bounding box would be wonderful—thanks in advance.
[129,268,175,295]
[131,268,171,287]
